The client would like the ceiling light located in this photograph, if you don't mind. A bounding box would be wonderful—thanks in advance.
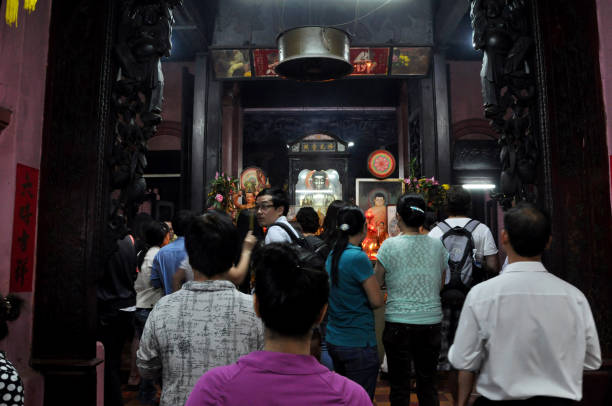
[348,142,355,147]
[275,26,353,81]
[462,184,496,190]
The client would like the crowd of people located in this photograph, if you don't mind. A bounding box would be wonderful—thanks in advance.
[87,186,601,406]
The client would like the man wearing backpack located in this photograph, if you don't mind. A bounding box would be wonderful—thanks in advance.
[428,186,499,379]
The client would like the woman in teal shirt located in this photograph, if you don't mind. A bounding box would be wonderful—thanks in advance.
[325,206,384,400]
[375,194,448,406]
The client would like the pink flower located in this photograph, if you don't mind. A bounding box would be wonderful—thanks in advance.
[227,176,231,181]
[215,194,224,202]
[215,171,219,179]
[404,178,410,184]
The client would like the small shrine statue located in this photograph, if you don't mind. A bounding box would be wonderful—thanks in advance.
[299,170,338,215]
[233,188,257,211]
[361,193,388,260]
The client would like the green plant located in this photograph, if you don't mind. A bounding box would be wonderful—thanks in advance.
[207,171,239,211]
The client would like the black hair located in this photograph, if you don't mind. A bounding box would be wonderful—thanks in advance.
[321,200,348,246]
[330,206,365,286]
[446,186,471,216]
[132,213,154,241]
[296,207,320,234]
[397,194,426,228]
[374,192,385,200]
[185,211,240,277]
[423,212,438,231]
[172,210,195,237]
[0,294,23,341]
[253,243,329,337]
[144,221,169,247]
[257,187,289,216]
[504,202,551,257]
[138,221,170,269]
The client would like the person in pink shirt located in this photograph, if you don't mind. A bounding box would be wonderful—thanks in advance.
[186,243,372,406]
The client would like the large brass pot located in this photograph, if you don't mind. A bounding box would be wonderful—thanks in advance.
[275,26,353,81]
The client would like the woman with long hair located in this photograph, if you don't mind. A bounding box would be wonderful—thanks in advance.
[325,206,384,400]
[320,200,348,247]
[375,194,448,406]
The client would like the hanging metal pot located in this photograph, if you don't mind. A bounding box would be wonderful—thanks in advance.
[275,26,353,81]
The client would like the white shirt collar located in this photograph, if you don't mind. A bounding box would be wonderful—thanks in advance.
[503,261,548,273]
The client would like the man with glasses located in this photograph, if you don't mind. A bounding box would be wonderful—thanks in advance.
[255,188,299,245]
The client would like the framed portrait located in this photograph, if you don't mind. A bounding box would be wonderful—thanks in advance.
[355,178,404,212]
[387,204,400,237]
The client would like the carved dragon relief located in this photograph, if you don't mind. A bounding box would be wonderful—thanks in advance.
[108,0,182,245]
[470,0,538,209]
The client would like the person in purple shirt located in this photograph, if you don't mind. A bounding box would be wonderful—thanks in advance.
[150,210,193,295]
[186,243,372,406]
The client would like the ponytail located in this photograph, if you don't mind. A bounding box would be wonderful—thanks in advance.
[329,206,365,287]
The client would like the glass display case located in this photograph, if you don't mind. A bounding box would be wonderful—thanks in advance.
[294,169,342,216]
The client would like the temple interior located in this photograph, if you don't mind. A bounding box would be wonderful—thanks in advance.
[0,0,611,405]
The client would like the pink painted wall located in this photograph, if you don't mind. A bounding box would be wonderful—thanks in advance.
[448,60,484,129]
[0,3,53,406]
[596,0,612,206]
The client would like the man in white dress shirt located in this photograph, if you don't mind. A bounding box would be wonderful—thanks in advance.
[256,187,300,244]
[448,203,601,406]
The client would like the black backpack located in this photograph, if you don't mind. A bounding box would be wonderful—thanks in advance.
[438,219,482,294]
[269,222,326,271]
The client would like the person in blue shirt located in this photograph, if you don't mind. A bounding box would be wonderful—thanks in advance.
[151,210,194,295]
[325,206,384,400]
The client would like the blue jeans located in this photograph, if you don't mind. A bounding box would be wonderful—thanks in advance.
[327,342,379,399]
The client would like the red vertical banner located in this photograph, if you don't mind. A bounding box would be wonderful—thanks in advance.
[10,164,39,292]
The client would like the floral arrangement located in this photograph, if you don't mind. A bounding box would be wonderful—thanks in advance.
[403,158,449,211]
[392,52,411,68]
[404,177,450,211]
[207,172,239,212]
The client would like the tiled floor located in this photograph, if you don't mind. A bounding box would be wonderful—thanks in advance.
[122,375,459,405]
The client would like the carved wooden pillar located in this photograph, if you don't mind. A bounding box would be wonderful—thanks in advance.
[421,77,436,178]
[191,52,223,212]
[419,51,451,183]
[31,1,116,404]
[533,0,612,361]
[433,51,452,184]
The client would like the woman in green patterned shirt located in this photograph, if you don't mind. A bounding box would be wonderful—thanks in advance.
[375,194,449,406]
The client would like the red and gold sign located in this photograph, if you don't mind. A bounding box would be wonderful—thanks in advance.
[367,150,396,179]
[253,49,279,77]
[10,164,39,292]
[349,48,389,76]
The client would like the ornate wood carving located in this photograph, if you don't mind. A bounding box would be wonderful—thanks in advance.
[109,0,182,243]
[470,0,537,208]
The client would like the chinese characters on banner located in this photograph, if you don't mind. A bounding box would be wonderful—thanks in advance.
[10,164,39,292]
